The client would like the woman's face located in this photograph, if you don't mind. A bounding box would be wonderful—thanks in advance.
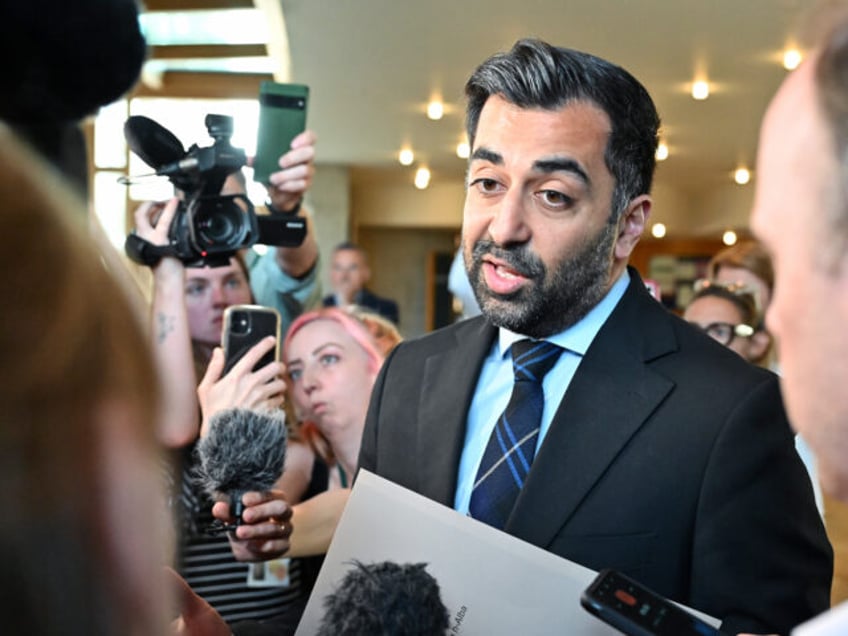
[286,319,377,437]
[184,257,252,345]
[684,294,756,361]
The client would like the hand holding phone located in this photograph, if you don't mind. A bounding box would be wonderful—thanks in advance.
[221,304,281,375]
[581,569,722,636]
[253,81,309,185]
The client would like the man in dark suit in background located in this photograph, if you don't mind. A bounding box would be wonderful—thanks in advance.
[358,38,831,635]
[323,241,400,324]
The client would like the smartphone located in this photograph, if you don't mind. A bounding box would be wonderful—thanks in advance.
[253,81,309,185]
[581,569,722,636]
[221,304,281,375]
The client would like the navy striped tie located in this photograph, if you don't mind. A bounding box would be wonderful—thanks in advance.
[469,339,563,529]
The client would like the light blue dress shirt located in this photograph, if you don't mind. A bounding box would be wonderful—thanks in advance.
[454,270,631,513]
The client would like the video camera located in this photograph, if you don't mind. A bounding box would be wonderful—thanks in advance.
[123,113,306,268]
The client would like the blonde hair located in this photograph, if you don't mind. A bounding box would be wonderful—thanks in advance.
[706,240,774,297]
[284,307,384,375]
[344,304,403,355]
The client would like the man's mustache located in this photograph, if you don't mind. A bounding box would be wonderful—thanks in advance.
[471,240,544,279]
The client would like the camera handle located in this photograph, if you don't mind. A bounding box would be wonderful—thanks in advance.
[124,232,182,267]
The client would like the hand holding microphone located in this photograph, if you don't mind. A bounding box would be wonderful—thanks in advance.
[195,406,292,561]
[196,406,286,516]
[212,491,293,562]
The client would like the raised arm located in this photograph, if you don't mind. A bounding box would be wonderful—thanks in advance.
[134,198,200,448]
[263,129,318,278]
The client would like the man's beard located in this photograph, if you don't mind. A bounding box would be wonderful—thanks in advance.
[466,221,618,338]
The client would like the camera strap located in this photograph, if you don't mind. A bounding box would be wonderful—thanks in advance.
[124,232,181,267]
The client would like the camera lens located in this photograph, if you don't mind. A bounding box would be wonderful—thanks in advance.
[192,198,248,248]
[201,212,234,242]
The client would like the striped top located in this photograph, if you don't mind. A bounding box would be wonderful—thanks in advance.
[173,452,305,624]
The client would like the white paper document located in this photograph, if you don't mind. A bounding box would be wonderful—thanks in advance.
[297,470,710,635]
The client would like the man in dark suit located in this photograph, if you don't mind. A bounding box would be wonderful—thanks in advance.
[358,39,831,635]
[322,241,400,325]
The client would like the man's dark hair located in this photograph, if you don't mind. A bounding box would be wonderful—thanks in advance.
[317,561,449,636]
[333,240,365,254]
[464,38,660,221]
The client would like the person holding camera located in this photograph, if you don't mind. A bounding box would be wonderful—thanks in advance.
[133,129,323,633]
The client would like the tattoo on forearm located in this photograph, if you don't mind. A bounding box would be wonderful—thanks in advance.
[156,312,175,344]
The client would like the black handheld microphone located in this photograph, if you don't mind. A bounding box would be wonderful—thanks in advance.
[195,408,287,526]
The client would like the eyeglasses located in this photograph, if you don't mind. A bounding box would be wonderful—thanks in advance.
[689,321,755,346]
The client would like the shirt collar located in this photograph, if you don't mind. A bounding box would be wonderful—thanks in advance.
[497,269,630,358]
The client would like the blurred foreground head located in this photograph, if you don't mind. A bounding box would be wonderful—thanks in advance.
[0,0,146,194]
[750,0,848,499]
[0,128,171,635]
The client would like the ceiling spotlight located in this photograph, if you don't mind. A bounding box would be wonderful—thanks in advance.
[456,140,470,159]
[655,142,669,162]
[734,167,751,185]
[414,166,431,189]
[691,80,710,100]
[651,222,667,239]
[783,49,803,71]
[398,148,414,166]
[427,100,444,120]
[722,230,738,246]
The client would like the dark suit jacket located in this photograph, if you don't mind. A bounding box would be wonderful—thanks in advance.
[359,268,832,635]
[322,287,400,325]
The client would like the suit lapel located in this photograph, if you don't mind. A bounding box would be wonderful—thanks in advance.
[416,318,496,506]
[505,273,678,547]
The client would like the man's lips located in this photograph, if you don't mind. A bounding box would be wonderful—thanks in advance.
[482,258,530,295]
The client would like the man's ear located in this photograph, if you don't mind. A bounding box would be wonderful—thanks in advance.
[615,195,652,260]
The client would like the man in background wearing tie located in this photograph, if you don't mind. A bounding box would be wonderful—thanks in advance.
[358,38,831,635]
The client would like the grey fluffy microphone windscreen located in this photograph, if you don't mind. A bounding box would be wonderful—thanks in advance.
[195,407,287,524]
[317,561,450,636]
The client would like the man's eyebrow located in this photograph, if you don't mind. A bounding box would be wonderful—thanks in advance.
[470,147,591,188]
[469,147,503,165]
[533,157,590,187]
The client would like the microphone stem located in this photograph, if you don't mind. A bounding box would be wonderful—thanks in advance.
[231,492,245,525]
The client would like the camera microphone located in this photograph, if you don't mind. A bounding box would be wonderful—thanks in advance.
[124,115,186,170]
[195,407,287,524]
[155,156,200,177]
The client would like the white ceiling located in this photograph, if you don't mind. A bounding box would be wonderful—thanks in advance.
[280,0,809,195]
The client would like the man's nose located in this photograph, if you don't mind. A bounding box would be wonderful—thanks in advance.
[488,190,531,245]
